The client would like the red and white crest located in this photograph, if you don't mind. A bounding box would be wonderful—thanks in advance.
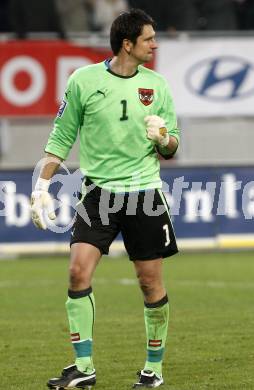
[138,88,154,106]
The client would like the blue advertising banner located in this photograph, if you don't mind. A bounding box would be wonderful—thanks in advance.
[0,167,253,250]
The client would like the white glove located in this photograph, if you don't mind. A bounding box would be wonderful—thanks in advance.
[31,178,56,230]
[145,115,169,147]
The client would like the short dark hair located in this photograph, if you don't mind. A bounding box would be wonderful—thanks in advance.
[110,9,155,55]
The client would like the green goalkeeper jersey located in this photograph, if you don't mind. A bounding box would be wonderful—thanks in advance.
[45,60,179,192]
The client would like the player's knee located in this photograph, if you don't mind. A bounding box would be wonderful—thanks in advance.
[137,274,158,297]
[69,262,91,289]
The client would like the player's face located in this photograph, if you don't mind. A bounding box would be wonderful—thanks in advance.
[130,24,158,64]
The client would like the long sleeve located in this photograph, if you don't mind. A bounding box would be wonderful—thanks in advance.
[45,74,83,160]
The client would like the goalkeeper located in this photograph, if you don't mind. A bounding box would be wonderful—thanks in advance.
[31,8,179,389]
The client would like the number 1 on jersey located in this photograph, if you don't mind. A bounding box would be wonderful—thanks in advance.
[120,100,128,121]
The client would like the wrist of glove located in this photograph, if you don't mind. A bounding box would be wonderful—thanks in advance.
[145,115,169,147]
[31,178,56,230]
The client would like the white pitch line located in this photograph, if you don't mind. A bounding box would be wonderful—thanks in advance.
[0,278,254,289]
[95,278,254,289]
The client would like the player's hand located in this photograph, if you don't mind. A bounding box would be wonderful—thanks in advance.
[145,115,169,147]
[31,179,56,230]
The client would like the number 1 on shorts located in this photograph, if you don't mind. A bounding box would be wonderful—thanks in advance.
[163,224,170,246]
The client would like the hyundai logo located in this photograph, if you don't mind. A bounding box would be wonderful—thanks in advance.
[185,56,254,101]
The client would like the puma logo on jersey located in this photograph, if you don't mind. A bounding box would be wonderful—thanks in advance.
[97,90,106,97]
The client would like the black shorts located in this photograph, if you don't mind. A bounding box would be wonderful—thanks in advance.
[70,179,178,261]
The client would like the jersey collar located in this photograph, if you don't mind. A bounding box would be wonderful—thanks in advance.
[104,58,139,79]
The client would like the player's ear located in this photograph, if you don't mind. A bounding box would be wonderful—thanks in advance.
[122,38,132,54]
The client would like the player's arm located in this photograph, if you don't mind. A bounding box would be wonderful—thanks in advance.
[39,153,62,180]
[31,72,83,230]
[165,134,178,155]
[45,73,83,161]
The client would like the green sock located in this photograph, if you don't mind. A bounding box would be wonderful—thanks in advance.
[66,287,95,374]
[144,295,169,377]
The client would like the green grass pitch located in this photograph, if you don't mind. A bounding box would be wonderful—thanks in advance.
[0,251,254,390]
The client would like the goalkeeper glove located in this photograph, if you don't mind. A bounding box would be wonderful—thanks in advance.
[145,115,169,147]
[31,178,56,230]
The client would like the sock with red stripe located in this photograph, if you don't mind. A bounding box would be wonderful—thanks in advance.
[66,287,95,374]
[143,295,169,376]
